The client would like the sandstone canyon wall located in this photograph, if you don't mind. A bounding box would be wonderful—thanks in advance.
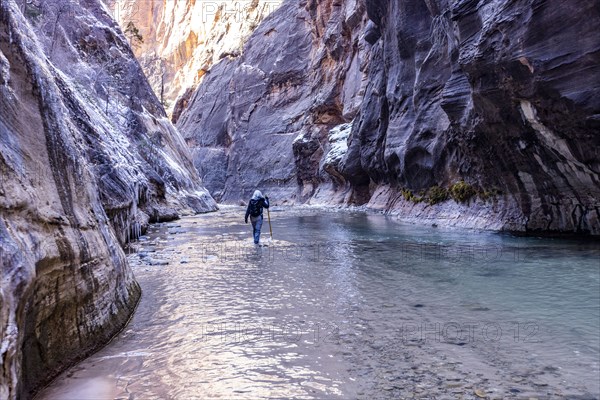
[177,0,370,203]
[113,0,280,119]
[177,0,600,235]
[0,0,215,398]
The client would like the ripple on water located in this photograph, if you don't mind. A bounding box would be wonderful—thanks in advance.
[37,208,600,399]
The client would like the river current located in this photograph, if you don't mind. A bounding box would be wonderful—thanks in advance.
[37,207,600,399]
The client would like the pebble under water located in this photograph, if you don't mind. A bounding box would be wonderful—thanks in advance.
[37,207,600,399]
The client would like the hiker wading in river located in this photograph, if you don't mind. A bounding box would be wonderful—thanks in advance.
[245,190,270,244]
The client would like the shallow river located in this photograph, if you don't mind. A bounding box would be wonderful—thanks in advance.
[38,207,600,399]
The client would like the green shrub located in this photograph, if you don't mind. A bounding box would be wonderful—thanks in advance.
[401,188,424,204]
[402,189,414,202]
[427,186,448,205]
[449,180,476,203]
[24,4,43,20]
[124,21,144,48]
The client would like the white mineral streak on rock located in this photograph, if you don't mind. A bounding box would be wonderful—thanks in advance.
[324,123,352,168]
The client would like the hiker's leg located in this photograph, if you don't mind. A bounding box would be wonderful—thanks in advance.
[251,217,258,243]
[254,216,263,244]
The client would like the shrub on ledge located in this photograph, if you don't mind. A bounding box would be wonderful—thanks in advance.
[450,180,476,203]
[427,186,448,205]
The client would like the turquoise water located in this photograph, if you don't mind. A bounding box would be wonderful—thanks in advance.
[38,207,600,399]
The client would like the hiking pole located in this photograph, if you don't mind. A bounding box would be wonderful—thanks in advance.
[267,206,273,241]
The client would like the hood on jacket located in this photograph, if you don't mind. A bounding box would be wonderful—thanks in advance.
[251,190,263,200]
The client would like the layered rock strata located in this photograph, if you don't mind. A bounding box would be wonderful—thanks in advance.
[177,0,600,235]
[177,0,370,203]
[113,0,279,118]
[0,0,215,397]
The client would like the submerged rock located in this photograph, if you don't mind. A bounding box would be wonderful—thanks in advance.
[0,0,215,398]
[177,0,599,235]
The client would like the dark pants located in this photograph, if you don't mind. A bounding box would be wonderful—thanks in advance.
[250,215,263,244]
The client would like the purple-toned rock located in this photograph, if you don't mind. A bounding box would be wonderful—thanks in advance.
[178,0,599,235]
[177,0,371,204]
[0,0,215,398]
[346,0,600,234]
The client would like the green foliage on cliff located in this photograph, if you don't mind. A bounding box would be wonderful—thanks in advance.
[402,188,422,203]
[479,188,501,202]
[427,186,448,205]
[24,4,42,21]
[400,181,498,206]
[449,180,476,203]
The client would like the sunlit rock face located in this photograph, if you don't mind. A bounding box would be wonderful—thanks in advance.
[178,0,599,234]
[113,0,279,119]
[0,0,215,398]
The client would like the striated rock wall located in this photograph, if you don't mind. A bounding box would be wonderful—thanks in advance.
[13,0,217,245]
[177,0,370,203]
[178,0,600,235]
[0,0,216,398]
[343,0,600,234]
[113,0,280,119]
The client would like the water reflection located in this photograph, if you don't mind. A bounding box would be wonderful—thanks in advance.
[38,207,599,399]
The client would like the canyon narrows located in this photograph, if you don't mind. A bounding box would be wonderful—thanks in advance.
[177,0,600,235]
[0,0,599,399]
[0,0,215,398]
